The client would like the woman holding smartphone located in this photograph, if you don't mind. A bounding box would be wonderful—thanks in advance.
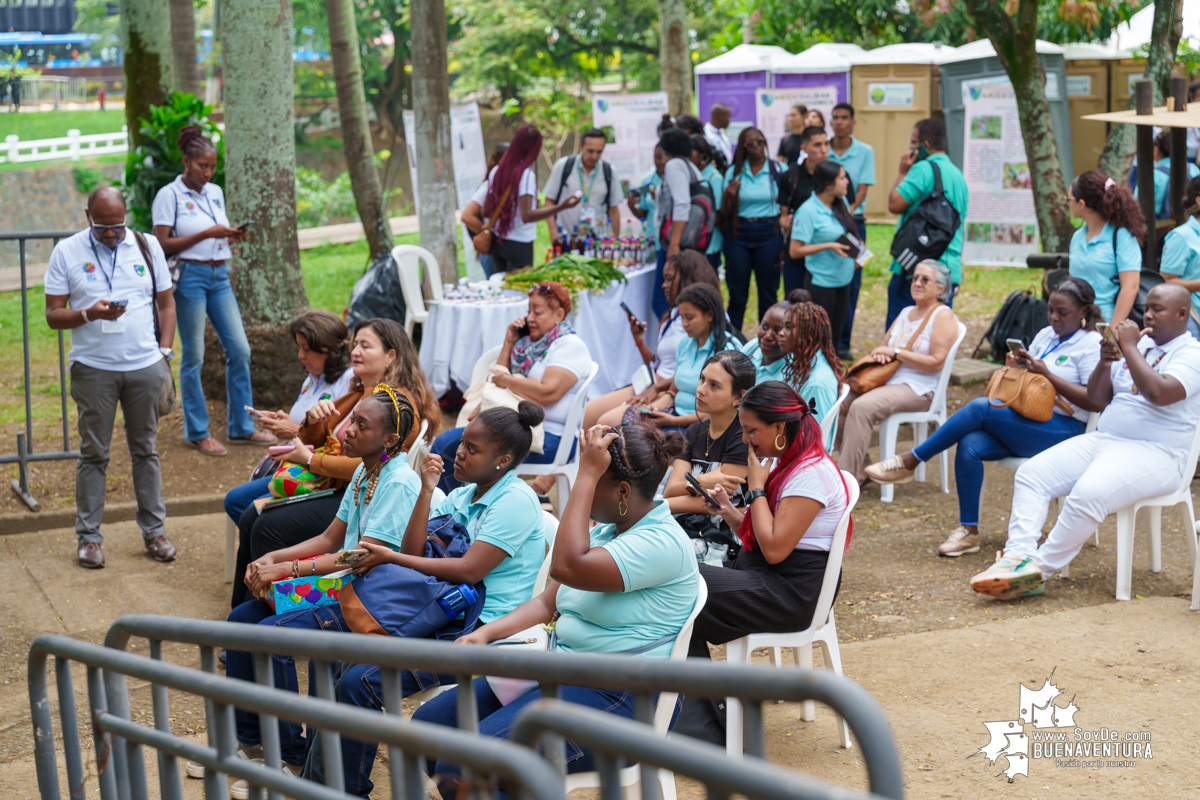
[865,277,1105,558]
[788,161,858,343]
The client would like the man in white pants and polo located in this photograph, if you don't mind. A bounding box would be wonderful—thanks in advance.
[971,283,1200,599]
[44,187,179,569]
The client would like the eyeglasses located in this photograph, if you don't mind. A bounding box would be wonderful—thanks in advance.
[746,139,767,148]
[86,212,126,233]
[912,275,936,285]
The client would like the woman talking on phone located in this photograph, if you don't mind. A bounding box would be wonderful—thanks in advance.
[864,277,1105,558]
[152,126,265,457]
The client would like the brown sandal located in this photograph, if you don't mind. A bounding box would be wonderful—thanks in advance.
[229,430,278,446]
[189,436,228,457]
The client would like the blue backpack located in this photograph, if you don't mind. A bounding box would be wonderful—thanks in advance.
[338,515,487,641]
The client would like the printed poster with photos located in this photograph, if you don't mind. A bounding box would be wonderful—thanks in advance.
[755,86,838,160]
[961,79,1039,267]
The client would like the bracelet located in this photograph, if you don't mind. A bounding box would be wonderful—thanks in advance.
[311,557,317,576]
[80,308,90,323]
[746,489,767,504]
[291,560,298,578]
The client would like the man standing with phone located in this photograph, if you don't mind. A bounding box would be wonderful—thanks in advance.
[542,128,625,240]
[885,119,968,329]
[44,187,179,569]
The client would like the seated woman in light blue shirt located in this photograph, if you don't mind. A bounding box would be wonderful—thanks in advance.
[1136,131,1200,221]
[742,301,791,384]
[788,161,858,345]
[413,422,699,795]
[1067,169,1145,323]
[1160,176,1200,337]
[779,301,843,450]
[690,133,725,272]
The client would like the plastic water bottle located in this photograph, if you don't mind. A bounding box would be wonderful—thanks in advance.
[437,584,479,619]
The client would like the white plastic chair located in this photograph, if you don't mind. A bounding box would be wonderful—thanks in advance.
[565,575,708,800]
[515,362,601,510]
[470,345,504,391]
[724,471,861,755]
[819,383,851,452]
[878,321,968,503]
[392,244,443,336]
[534,510,559,594]
[225,517,238,583]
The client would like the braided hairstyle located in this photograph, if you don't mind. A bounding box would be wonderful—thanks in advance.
[178,126,216,159]
[784,302,844,391]
[352,387,416,508]
[605,422,686,499]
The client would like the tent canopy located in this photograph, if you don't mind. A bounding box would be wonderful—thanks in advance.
[1061,41,1132,60]
[939,38,1065,64]
[772,45,854,74]
[1107,0,1200,51]
[849,42,960,65]
[694,44,792,75]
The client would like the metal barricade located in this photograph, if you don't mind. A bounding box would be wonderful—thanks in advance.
[28,634,567,800]
[103,615,905,800]
[0,230,81,511]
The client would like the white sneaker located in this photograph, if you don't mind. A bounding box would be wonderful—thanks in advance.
[231,762,296,799]
[864,455,915,485]
[937,526,980,557]
[970,551,1044,599]
[186,746,263,781]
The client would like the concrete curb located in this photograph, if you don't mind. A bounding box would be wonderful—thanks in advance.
[0,493,226,535]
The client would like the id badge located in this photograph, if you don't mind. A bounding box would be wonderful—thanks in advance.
[101,317,127,334]
[579,206,598,225]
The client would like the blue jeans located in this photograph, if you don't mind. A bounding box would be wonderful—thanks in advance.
[433,426,572,493]
[886,272,957,330]
[175,261,256,441]
[413,677,637,797]
[839,219,866,351]
[912,397,1086,526]
[782,258,807,298]
[224,475,272,523]
[653,249,669,318]
[705,251,722,274]
[723,219,783,331]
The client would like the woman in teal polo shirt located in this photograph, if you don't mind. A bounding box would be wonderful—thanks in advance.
[780,301,842,449]
[742,301,791,384]
[719,126,783,330]
[788,161,858,344]
[1160,176,1200,337]
[1067,169,1145,323]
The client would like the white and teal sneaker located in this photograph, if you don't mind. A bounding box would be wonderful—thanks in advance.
[970,552,1044,599]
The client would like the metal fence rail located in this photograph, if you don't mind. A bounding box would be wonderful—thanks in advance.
[104,615,905,800]
[0,230,80,511]
[29,634,567,800]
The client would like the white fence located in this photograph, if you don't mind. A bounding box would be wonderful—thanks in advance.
[7,76,88,107]
[0,126,129,164]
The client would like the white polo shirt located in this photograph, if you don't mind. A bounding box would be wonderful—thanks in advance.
[1026,326,1103,423]
[151,175,232,262]
[44,230,171,372]
[1098,332,1200,453]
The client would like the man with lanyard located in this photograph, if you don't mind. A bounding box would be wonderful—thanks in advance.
[44,187,179,569]
[543,128,625,240]
[827,102,875,359]
[779,127,852,296]
[971,283,1200,600]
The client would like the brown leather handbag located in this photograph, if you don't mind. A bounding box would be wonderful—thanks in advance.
[986,367,1073,423]
[844,305,940,394]
[471,184,512,255]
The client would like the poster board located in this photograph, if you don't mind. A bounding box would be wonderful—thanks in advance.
[960,79,1039,267]
[591,92,669,184]
[755,86,838,157]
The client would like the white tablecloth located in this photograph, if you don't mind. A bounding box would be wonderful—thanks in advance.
[419,264,660,398]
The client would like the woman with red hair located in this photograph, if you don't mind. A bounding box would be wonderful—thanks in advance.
[461,125,581,275]
[686,380,851,663]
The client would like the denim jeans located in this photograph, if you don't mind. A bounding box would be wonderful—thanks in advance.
[653,248,669,318]
[839,219,866,351]
[885,272,957,330]
[782,258,807,298]
[723,219,783,331]
[433,426,572,493]
[912,397,1086,526]
[224,475,272,523]
[175,260,256,441]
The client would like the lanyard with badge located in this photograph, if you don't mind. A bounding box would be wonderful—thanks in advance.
[1037,329,1079,360]
[1128,350,1168,395]
[577,161,601,228]
[89,236,127,334]
[179,184,228,256]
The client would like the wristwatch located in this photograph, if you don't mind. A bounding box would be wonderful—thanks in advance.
[159,347,174,362]
[746,489,767,504]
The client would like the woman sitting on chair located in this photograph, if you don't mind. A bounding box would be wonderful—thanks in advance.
[865,277,1105,558]
[780,301,843,449]
[412,422,698,795]
[836,260,959,486]
[433,281,592,493]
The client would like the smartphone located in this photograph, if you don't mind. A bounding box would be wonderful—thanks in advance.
[244,405,266,418]
[516,322,531,337]
[915,143,930,162]
[238,220,256,230]
[637,406,656,416]
[488,637,539,646]
[1005,338,1025,355]
[268,443,297,457]
[685,472,721,510]
[620,301,641,324]
[334,549,369,567]
[109,299,128,310]
[1096,322,1119,347]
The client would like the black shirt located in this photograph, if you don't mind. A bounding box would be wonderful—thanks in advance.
[777,133,805,169]
[684,417,750,506]
[779,161,856,214]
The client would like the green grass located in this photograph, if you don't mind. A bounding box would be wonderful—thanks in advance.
[3,109,128,140]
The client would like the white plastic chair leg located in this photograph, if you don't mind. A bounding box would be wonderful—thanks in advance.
[1060,561,1070,579]
[815,636,852,749]
[913,423,927,484]
[797,644,815,721]
[1182,497,1198,563]
[724,638,749,758]
[769,647,783,668]
[1115,506,1136,601]
[657,769,678,800]
[225,516,237,584]
[878,418,899,504]
[1192,539,1200,611]
[1148,506,1163,573]
[939,436,950,494]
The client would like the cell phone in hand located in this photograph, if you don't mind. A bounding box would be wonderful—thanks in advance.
[637,406,656,416]
[238,220,255,230]
[1005,338,1025,355]
[109,299,128,310]
[1096,322,1119,348]
[334,549,369,567]
[244,405,267,418]
[685,472,721,510]
[268,443,296,457]
[620,301,641,325]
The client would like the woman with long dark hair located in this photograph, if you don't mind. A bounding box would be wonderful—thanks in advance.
[690,134,725,273]
[654,128,704,316]
[461,125,580,275]
[788,160,858,344]
[780,301,843,448]
[719,126,783,330]
[1067,169,1145,323]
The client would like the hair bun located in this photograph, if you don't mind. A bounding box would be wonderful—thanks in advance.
[786,288,812,305]
[658,429,687,462]
[515,400,545,429]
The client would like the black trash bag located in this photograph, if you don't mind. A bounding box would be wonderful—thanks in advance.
[346,251,407,330]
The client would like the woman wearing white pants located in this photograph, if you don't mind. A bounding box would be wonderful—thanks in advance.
[971,283,1200,599]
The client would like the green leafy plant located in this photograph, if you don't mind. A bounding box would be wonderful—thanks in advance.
[295,151,402,229]
[123,92,225,232]
[71,165,110,195]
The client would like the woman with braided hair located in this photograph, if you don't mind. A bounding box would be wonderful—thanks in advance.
[779,301,842,449]
[414,422,700,794]
[152,126,266,457]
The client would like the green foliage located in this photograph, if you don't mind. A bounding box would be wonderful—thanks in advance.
[123,92,224,232]
[72,0,121,48]
[71,165,110,195]
[1132,39,1200,77]
[502,87,592,169]
[295,152,402,229]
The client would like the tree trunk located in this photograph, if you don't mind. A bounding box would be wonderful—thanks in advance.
[119,0,174,148]
[218,0,309,408]
[658,0,692,116]
[327,0,394,259]
[962,0,1076,251]
[410,0,459,285]
[169,0,200,97]
[1097,0,1184,179]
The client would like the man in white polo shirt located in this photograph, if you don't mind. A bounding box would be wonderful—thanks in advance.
[44,187,179,569]
[971,283,1200,599]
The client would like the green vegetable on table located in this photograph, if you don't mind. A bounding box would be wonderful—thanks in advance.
[502,254,628,303]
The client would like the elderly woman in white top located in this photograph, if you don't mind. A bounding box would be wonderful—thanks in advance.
[836,260,960,485]
[152,126,269,457]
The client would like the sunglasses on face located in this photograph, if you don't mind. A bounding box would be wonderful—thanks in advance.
[912,275,936,285]
[86,213,126,233]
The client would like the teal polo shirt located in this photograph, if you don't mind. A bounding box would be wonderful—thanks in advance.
[636,170,662,248]
[792,194,856,288]
[674,332,740,416]
[701,162,724,255]
[433,469,545,623]
[1136,158,1200,219]
[1161,217,1200,318]
[1068,222,1142,321]
[723,161,780,219]
[798,353,840,451]
[828,136,876,216]
[338,461,421,551]
[893,154,968,284]
[741,338,790,384]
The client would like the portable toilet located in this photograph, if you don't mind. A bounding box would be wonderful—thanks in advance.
[694,44,793,131]
[938,39,1074,182]
[762,45,854,153]
[1062,42,1129,175]
[849,42,959,223]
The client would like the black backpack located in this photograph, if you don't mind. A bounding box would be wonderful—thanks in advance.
[346,251,408,330]
[890,161,961,277]
[972,289,1047,358]
[1103,226,1164,328]
[660,167,717,253]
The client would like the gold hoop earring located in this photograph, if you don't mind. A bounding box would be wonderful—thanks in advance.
[775,432,787,451]
[618,500,628,517]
